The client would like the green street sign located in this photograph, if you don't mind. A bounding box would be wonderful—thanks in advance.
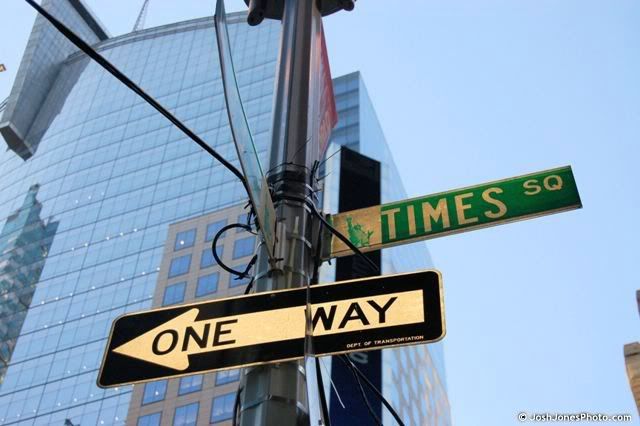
[323,166,581,259]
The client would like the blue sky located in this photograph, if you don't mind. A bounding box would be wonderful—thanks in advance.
[1,1,639,425]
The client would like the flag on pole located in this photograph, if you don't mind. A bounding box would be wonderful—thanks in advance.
[317,26,338,159]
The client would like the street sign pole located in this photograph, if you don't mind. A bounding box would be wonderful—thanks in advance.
[239,1,325,425]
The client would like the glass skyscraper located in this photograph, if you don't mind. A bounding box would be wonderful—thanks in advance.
[0,1,450,424]
[321,73,450,426]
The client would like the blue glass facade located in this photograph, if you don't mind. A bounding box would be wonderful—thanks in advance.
[322,73,451,425]
[0,8,278,426]
[0,4,450,426]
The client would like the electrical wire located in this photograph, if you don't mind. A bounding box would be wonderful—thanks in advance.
[29,2,389,418]
[257,179,378,275]
[26,0,375,276]
[315,357,331,426]
[24,0,249,193]
[27,3,401,424]
[232,386,242,426]
[308,202,380,275]
[320,357,345,409]
[305,182,383,424]
[339,354,382,426]
[309,212,331,425]
[308,183,387,426]
[211,222,257,278]
[242,276,255,295]
[341,355,406,426]
[308,155,403,425]
[264,186,380,418]
[303,157,379,275]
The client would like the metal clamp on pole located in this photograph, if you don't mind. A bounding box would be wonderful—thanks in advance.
[243,0,355,25]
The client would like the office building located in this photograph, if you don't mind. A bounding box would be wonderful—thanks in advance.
[0,1,450,424]
[124,204,256,426]
[320,73,450,426]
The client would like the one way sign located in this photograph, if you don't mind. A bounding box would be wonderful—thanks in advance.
[97,270,445,388]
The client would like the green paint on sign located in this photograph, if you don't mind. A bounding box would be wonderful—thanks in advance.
[325,166,582,259]
[346,216,374,248]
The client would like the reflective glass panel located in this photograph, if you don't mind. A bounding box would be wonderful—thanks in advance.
[174,229,196,251]
[205,220,227,242]
[200,247,221,269]
[138,412,161,426]
[173,402,199,426]
[168,254,192,278]
[216,369,240,385]
[142,380,167,405]
[196,272,218,298]
[210,393,235,423]
[178,374,203,395]
[233,236,255,259]
[162,282,186,306]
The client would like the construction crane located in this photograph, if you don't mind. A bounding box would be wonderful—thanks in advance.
[132,0,150,32]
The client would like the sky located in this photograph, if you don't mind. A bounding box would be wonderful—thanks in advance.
[1,1,640,425]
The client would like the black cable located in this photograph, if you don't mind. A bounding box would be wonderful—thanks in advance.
[27,4,391,424]
[289,160,379,275]
[310,206,324,287]
[341,355,406,426]
[26,0,376,276]
[232,386,242,426]
[256,180,377,276]
[24,0,249,193]
[308,202,380,275]
[269,186,379,275]
[309,213,331,425]
[243,277,255,295]
[315,357,331,426]
[316,147,342,171]
[339,355,382,426]
[211,223,257,278]
[306,192,396,424]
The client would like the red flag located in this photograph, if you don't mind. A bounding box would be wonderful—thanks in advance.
[317,25,338,159]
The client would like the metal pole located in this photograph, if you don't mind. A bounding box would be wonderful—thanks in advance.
[239,0,324,425]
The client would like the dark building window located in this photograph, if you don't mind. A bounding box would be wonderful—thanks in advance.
[178,374,203,395]
[211,393,235,423]
[162,282,186,306]
[196,273,219,298]
[137,412,161,426]
[216,369,240,385]
[233,236,255,259]
[142,380,167,405]
[173,402,199,426]
[201,247,222,269]
[174,229,196,250]
[168,254,191,278]
[206,219,227,242]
